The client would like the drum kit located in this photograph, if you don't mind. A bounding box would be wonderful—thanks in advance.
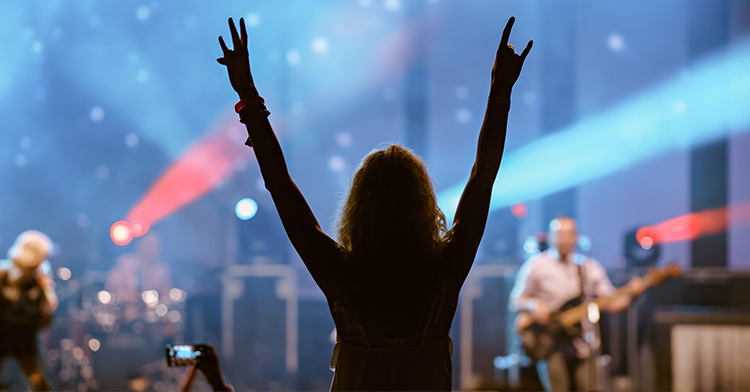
[45,268,189,391]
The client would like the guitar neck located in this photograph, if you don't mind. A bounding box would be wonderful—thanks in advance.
[558,272,659,328]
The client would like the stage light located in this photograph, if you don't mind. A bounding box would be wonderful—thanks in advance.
[110,221,133,246]
[155,304,168,317]
[312,37,328,54]
[329,155,346,172]
[286,50,301,66]
[578,235,593,253]
[384,0,401,11]
[624,227,660,269]
[169,288,185,302]
[76,214,90,228]
[636,200,750,245]
[456,109,471,123]
[90,106,104,122]
[245,13,261,27]
[523,236,538,254]
[121,118,254,234]
[57,267,72,281]
[32,41,43,54]
[131,222,149,237]
[87,338,101,352]
[142,290,159,306]
[125,133,139,148]
[236,198,258,220]
[337,132,353,147]
[97,290,112,304]
[511,202,528,219]
[16,154,26,168]
[438,39,750,221]
[607,33,625,52]
[167,310,181,323]
[61,339,73,350]
[640,236,653,250]
[136,6,150,21]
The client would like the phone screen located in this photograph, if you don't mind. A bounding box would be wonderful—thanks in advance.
[166,344,204,367]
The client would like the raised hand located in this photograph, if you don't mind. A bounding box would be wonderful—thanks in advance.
[196,344,232,391]
[217,17,257,100]
[491,17,532,93]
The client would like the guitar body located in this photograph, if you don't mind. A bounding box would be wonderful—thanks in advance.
[517,297,583,361]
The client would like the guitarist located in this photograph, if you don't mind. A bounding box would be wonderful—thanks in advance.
[510,217,644,392]
[0,230,58,391]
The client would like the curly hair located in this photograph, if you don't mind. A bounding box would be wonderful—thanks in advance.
[335,144,447,258]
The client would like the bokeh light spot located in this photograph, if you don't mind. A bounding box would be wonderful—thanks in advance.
[57,267,72,281]
[235,198,258,220]
[110,221,133,246]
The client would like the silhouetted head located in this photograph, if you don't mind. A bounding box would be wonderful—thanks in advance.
[548,216,577,258]
[336,145,446,259]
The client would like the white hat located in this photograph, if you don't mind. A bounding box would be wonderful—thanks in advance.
[8,230,53,270]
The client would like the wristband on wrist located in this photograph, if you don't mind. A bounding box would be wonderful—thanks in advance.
[234,95,265,113]
[238,103,271,148]
[238,104,271,124]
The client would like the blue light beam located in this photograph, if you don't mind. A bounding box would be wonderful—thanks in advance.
[438,39,750,222]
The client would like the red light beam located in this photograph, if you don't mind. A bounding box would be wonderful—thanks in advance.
[114,114,285,245]
[637,200,750,246]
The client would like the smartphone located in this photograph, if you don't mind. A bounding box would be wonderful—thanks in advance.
[166,344,206,367]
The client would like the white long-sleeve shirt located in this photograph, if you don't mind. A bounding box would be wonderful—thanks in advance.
[510,249,616,312]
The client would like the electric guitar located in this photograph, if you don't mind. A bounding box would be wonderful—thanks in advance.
[514,264,681,361]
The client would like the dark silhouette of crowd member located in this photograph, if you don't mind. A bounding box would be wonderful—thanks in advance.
[217,16,531,391]
[0,231,58,391]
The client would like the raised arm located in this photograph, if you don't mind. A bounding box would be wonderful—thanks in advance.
[217,18,341,295]
[446,17,532,282]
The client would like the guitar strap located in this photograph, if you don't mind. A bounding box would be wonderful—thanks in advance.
[577,256,586,301]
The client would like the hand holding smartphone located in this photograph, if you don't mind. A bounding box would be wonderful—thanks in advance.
[166,344,233,391]
[166,344,207,367]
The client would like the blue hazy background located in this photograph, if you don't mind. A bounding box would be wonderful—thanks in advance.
[1,0,749,390]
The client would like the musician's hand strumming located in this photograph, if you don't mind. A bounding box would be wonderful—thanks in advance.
[532,299,550,325]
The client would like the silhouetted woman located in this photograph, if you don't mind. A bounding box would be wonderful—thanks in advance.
[218,16,531,391]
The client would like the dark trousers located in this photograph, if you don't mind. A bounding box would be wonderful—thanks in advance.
[537,352,599,392]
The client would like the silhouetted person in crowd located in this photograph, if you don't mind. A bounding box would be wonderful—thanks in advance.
[0,231,58,391]
[218,16,531,391]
